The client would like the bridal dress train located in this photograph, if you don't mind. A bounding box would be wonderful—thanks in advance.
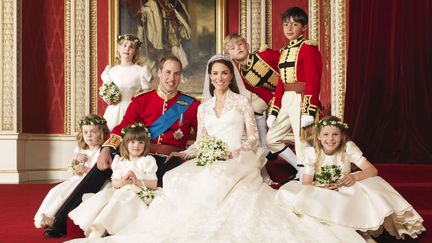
[68,91,365,243]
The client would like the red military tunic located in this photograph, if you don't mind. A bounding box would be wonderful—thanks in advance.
[238,48,283,110]
[271,36,322,117]
[105,88,199,150]
[267,36,322,162]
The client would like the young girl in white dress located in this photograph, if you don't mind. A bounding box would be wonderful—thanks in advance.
[34,114,109,228]
[68,123,158,238]
[101,34,152,130]
[278,116,426,240]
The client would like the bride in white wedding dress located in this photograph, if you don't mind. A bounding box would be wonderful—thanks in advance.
[68,55,366,243]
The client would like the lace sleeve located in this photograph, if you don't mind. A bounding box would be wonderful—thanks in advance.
[239,95,259,152]
[183,104,207,159]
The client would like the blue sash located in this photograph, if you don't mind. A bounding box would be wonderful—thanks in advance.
[148,95,194,140]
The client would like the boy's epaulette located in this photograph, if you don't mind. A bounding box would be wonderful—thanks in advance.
[304,40,319,46]
[134,88,154,98]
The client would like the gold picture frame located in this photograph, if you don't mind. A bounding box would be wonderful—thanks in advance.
[108,0,226,96]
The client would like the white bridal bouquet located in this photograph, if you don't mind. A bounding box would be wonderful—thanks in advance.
[196,136,229,166]
[137,187,155,205]
[99,82,120,103]
[314,164,342,186]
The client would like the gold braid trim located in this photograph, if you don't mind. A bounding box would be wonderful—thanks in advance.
[103,134,122,149]
[302,95,318,117]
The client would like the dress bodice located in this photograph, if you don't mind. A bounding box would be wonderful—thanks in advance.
[303,141,367,175]
[74,147,100,169]
[185,90,258,157]
[101,64,151,101]
[111,155,158,181]
[203,105,245,150]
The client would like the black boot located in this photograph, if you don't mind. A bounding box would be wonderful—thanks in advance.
[44,220,66,238]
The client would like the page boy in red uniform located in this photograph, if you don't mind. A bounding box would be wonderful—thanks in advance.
[266,7,322,180]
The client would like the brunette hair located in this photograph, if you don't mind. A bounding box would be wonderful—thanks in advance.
[158,55,183,71]
[119,124,150,160]
[281,7,308,26]
[207,58,240,97]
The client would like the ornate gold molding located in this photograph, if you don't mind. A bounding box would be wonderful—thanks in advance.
[65,0,96,133]
[309,0,320,42]
[250,0,261,51]
[108,0,116,65]
[64,0,71,134]
[90,0,98,114]
[1,0,16,131]
[265,0,272,47]
[215,0,226,54]
[336,0,346,120]
[239,0,247,39]
[330,0,346,120]
[74,0,86,132]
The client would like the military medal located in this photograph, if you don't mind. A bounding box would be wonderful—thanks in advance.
[173,129,184,140]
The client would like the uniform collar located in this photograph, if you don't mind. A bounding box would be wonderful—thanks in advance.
[157,86,178,100]
[287,35,305,48]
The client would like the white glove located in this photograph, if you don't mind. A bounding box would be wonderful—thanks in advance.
[266,115,276,128]
[301,115,314,128]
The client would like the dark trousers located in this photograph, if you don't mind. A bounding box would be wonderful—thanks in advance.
[50,155,183,231]
[153,155,183,186]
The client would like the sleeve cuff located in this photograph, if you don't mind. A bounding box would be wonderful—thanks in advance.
[103,134,122,150]
[301,95,318,117]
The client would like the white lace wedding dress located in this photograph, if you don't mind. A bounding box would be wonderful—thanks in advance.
[68,91,365,243]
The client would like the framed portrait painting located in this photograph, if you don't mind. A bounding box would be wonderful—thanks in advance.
[109,0,226,96]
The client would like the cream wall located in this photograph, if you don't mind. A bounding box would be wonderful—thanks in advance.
[0,134,76,183]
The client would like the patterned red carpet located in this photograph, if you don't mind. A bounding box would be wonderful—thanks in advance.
[0,163,429,242]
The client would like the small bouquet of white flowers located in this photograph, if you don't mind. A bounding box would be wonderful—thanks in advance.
[99,82,120,103]
[314,164,342,186]
[196,136,229,166]
[136,187,155,205]
[69,159,80,176]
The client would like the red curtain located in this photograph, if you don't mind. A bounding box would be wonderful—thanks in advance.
[345,0,432,163]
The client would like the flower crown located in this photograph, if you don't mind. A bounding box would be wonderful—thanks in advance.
[315,119,349,131]
[117,34,143,47]
[121,122,150,138]
[79,116,107,127]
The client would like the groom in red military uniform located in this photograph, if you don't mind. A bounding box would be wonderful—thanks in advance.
[44,56,199,237]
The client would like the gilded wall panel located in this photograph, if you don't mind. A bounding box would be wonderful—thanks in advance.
[64,0,98,134]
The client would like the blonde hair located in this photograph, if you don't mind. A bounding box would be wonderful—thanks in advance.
[119,125,150,160]
[223,33,247,55]
[76,114,109,149]
[312,116,349,169]
[115,39,143,65]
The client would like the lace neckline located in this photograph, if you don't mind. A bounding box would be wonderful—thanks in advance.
[208,90,236,118]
